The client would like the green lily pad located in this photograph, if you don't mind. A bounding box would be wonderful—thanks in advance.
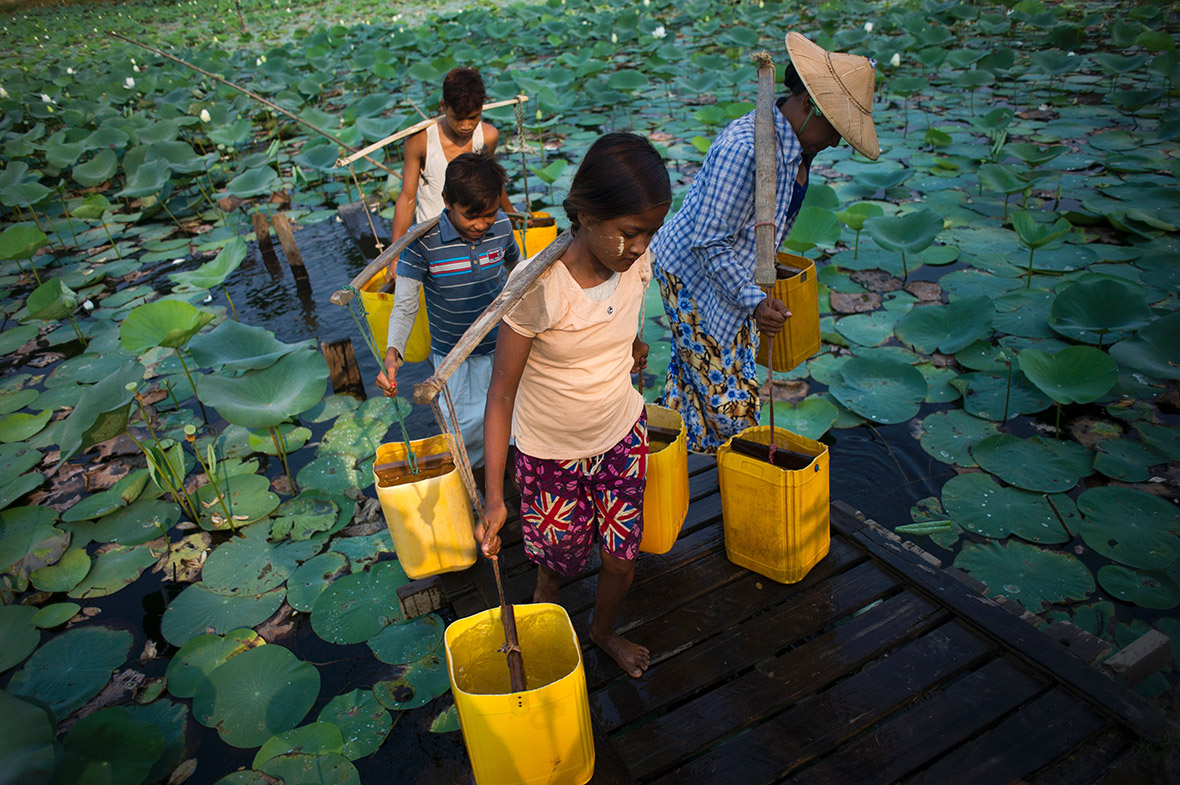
[297,454,365,496]
[119,300,214,353]
[166,628,266,699]
[29,547,91,593]
[318,690,393,761]
[254,722,345,768]
[950,369,1052,421]
[864,208,944,275]
[919,409,999,467]
[54,707,166,785]
[0,225,48,261]
[971,433,1085,493]
[126,699,189,785]
[368,613,445,665]
[23,278,78,322]
[0,409,52,442]
[170,237,247,290]
[287,552,349,612]
[941,473,1073,544]
[0,604,40,673]
[196,472,280,531]
[7,625,133,719]
[0,505,62,572]
[32,602,81,628]
[833,311,902,347]
[56,361,145,463]
[1093,438,1164,482]
[373,647,450,711]
[0,388,40,415]
[311,560,408,645]
[759,396,838,441]
[1109,311,1180,381]
[189,319,316,372]
[117,158,171,198]
[226,166,280,199]
[72,149,119,188]
[202,521,321,595]
[1077,487,1180,570]
[1049,277,1154,345]
[62,470,150,523]
[953,539,1094,612]
[197,349,330,429]
[68,543,159,599]
[270,490,340,541]
[0,324,39,355]
[829,356,927,424]
[258,753,360,785]
[0,689,58,785]
[1135,422,1180,462]
[1098,565,1180,610]
[249,424,313,458]
[894,296,995,354]
[193,643,321,748]
[160,582,285,647]
[303,395,362,423]
[430,705,460,733]
[1017,345,1118,405]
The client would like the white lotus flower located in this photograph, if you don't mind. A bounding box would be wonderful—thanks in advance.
[256,58,262,66]
[611,32,618,43]
[260,54,266,63]
[66,67,74,74]
[643,0,650,5]
[124,76,135,89]
[864,22,874,32]
[0,86,8,99]
[82,299,94,312]
[889,52,901,67]
[41,93,53,103]
[653,25,667,39]
[200,108,211,122]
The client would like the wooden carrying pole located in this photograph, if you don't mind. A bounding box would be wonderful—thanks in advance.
[336,96,531,169]
[329,214,441,306]
[414,231,572,406]
[752,51,778,289]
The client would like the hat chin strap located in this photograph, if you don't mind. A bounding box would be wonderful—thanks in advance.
[798,101,820,135]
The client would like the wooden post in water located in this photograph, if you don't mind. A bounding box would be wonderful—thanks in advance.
[321,339,367,399]
[272,212,307,278]
[251,212,274,256]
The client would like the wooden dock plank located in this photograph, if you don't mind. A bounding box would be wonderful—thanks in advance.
[1027,726,1133,785]
[615,591,950,781]
[649,620,996,785]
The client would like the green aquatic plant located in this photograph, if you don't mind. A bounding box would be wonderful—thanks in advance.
[1009,211,1072,287]
[864,207,944,281]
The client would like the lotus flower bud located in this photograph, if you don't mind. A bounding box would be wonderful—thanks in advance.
[889,52,901,67]
[125,76,135,89]
[200,108,211,122]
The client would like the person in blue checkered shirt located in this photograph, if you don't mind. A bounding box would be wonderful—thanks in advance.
[650,33,880,452]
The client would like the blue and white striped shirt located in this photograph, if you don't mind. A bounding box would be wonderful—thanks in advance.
[396,209,519,357]
[651,105,804,345]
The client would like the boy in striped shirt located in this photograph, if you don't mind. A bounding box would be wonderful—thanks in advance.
[376,152,520,470]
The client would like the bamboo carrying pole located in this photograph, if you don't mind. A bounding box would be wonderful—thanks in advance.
[753,52,779,461]
[414,230,572,405]
[107,31,399,179]
[336,96,531,169]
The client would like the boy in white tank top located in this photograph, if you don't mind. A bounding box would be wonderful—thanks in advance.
[389,67,518,254]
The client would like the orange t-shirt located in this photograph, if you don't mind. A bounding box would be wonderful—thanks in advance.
[502,250,650,460]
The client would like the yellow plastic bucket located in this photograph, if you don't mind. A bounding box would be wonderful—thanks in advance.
[513,211,559,261]
[359,269,432,363]
[373,434,477,580]
[717,426,830,584]
[641,403,689,554]
[755,252,820,373]
[445,603,595,785]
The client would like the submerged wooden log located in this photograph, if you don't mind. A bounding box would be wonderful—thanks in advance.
[321,339,366,399]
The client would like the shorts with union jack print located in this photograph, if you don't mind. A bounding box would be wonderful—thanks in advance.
[515,413,647,576]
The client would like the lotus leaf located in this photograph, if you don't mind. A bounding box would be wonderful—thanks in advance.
[29,546,90,593]
[288,551,349,612]
[0,505,62,572]
[1011,211,1071,252]
[373,647,450,711]
[1109,311,1180,381]
[170,237,247,290]
[166,629,267,699]
[160,582,285,647]
[72,149,119,188]
[0,604,40,673]
[24,277,78,322]
[55,707,166,785]
[1093,439,1165,483]
[1,181,51,207]
[828,356,927,424]
[368,613,445,666]
[189,318,315,371]
[197,349,329,429]
[303,394,363,423]
[311,560,408,644]
[894,296,994,355]
[270,490,339,541]
[1049,278,1154,345]
[71,193,113,221]
[196,472,280,530]
[1098,566,1180,610]
[249,424,312,458]
[126,699,189,785]
[783,206,841,253]
[0,472,43,512]
[68,543,159,599]
[254,722,345,768]
[760,396,838,441]
[977,164,1028,195]
[1077,487,1180,570]
[430,705,461,733]
[836,202,884,232]
[318,690,394,761]
[117,158,171,199]
[318,416,383,461]
[7,625,133,719]
[0,225,48,261]
[0,389,39,416]
[56,360,144,464]
[202,521,321,596]
[193,643,321,748]
[941,473,1073,544]
[1135,422,1180,462]
[62,470,149,523]
[227,166,280,199]
[0,689,58,785]
[0,409,52,442]
[1016,346,1118,405]
[865,208,944,259]
[209,118,253,147]
[0,324,38,355]
[297,453,365,496]
[953,539,1094,612]
[258,753,360,785]
[119,300,214,353]
[918,409,999,467]
[33,602,81,628]
[971,433,1084,493]
[950,369,1051,421]
[833,311,902,347]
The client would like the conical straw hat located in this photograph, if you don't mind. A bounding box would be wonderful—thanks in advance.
[785,32,880,161]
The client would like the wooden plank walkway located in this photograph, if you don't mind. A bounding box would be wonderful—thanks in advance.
[440,454,1176,784]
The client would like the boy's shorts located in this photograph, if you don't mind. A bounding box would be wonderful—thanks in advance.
[516,413,647,576]
[431,351,493,468]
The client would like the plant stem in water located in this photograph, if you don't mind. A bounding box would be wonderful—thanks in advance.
[175,350,209,423]
[100,220,123,260]
[222,285,239,321]
[65,313,88,348]
[269,425,298,493]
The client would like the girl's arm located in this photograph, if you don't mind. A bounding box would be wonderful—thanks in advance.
[477,324,534,557]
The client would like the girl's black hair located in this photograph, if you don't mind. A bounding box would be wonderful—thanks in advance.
[783,63,807,96]
[443,151,506,212]
[563,132,671,231]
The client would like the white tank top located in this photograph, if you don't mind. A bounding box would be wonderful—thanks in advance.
[415,121,486,224]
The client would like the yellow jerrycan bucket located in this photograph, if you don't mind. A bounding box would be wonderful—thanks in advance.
[717,426,830,584]
[445,603,595,785]
[358,268,432,363]
[641,403,689,554]
[513,211,559,260]
[373,434,477,580]
[755,252,820,372]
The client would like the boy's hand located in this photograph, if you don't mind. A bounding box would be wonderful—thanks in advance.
[755,297,792,335]
[383,263,396,285]
[375,348,402,397]
[631,338,649,376]
[475,499,507,558]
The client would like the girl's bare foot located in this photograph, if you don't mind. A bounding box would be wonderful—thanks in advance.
[590,628,650,678]
[534,564,560,603]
